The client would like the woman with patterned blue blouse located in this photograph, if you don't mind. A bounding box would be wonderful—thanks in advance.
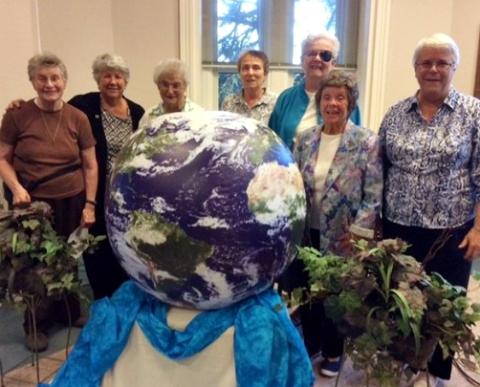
[221,50,277,126]
[380,33,480,387]
[294,70,382,377]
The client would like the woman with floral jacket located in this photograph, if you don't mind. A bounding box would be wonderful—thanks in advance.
[293,70,382,377]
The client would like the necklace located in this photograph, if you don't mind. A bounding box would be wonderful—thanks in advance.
[101,96,129,119]
[40,106,64,143]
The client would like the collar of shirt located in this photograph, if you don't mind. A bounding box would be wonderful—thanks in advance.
[239,89,276,108]
[406,87,459,113]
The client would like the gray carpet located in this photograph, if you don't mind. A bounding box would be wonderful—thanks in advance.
[0,304,82,373]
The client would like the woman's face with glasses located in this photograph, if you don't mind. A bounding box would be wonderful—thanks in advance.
[415,46,456,102]
[302,38,336,82]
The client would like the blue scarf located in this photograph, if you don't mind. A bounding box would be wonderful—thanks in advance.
[40,281,313,387]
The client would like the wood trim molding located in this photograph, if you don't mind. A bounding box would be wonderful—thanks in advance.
[179,0,202,105]
[358,0,392,131]
[475,31,480,98]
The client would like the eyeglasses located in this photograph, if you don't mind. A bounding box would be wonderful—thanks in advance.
[415,60,454,71]
[305,50,334,62]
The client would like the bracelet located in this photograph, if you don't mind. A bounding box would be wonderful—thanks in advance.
[85,199,97,207]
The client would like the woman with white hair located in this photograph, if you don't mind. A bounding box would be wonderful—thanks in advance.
[69,53,145,300]
[269,32,360,149]
[295,70,382,378]
[139,58,202,128]
[380,33,480,387]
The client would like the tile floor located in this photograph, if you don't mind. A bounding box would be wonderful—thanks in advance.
[0,305,81,387]
[2,279,480,386]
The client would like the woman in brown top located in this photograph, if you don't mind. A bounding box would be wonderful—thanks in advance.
[0,52,98,352]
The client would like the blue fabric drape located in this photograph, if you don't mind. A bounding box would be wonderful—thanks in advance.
[40,281,313,387]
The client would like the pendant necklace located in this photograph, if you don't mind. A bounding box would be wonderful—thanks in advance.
[40,103,64,143]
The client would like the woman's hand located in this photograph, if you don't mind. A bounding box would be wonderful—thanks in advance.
[5,99,25,112]
[459,228,480,261]
[12,186,31,207]
[80,205,95,228]
[338,232,354,256]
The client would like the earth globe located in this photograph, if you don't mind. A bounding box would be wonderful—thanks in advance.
[105,111,306,309]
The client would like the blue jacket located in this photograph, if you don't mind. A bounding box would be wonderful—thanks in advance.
[268,79,361,149]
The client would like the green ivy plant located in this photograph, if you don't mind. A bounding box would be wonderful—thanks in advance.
[0,201,105,382]
[0,201,105,306]
[298,239,480,386]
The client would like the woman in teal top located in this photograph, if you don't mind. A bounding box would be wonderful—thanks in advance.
[269,33,360,149]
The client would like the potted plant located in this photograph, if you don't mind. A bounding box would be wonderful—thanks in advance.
[297,238,480,386]
[0,201,104,383]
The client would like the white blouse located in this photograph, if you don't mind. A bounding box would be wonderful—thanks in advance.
[310,132,342,229]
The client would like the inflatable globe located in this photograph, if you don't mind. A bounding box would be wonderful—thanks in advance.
[105,111,306,309]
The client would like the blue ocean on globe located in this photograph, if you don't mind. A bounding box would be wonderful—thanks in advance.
[105,111,306,309]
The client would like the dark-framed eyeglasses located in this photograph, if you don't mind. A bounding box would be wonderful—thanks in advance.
[415,60,454,71]
[305,50,334,62]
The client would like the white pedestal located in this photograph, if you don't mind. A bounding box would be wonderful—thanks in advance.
[102,307,236,387]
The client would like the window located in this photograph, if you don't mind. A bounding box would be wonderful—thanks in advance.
[216,0,261,62]
[202,0,359,67]
[201,0,360,107]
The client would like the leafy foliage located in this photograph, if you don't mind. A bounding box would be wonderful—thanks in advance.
[0,202,105,306]
[298,239,480,386]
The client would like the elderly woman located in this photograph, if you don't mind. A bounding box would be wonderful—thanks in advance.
[0,53,98,351]
[380,33,480,387]
[221,50,277,125]
[294,70,382,376]
[139,58,202,128]
[68,53,145,300]
[269,32,360,149]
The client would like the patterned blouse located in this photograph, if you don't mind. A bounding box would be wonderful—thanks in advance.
[102,108,133,179]
[139,99,203,129]
[222,90,277,126]
[379,88,480,229]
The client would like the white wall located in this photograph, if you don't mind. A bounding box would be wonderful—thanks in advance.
[382,0,480,123]
[0,0,40,112]
[37,0,115,101]
[111,0,179,108]
[451,0,480,95]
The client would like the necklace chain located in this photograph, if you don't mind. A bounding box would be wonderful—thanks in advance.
[101,96,129,119]
[40,107,64,143]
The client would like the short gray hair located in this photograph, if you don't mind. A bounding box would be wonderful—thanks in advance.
[153,58,188,86]
[28,52,68,81]
[412,33,460,68]
[315,70,359,117]
[92,53,130,83]
[237,50,270,75]
[301,32,340,61]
